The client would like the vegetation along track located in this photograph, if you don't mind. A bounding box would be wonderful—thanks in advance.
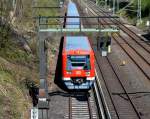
[84,0,150,81]
[88,0,150,47]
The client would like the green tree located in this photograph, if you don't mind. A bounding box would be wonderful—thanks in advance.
[133,0,150,16]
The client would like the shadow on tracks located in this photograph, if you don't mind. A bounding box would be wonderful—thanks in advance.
[48,90,90,102]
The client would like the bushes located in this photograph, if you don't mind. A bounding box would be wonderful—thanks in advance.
[0,71,30,119]
[0,39,32,65]
[130,0,150,17]
[0,24,10,48]
[133,0,150,17]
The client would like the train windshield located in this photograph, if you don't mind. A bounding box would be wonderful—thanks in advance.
[67,55,91,70]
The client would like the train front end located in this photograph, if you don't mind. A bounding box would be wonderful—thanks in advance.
[62,36,95,90]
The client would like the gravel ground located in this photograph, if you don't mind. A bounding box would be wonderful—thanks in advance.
[48,90,69,119]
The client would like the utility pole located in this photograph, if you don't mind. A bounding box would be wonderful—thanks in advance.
[105,0,107,8]
[12,0,16,9]
[96,0,98,5]
[0,0,3,47]
[32,0,49,111]
[0,0,2,17]
[137,0,141,24]
[149,9,150,33]
[108,0,110,6]
[117,0,119,11]
[113,0,115,15]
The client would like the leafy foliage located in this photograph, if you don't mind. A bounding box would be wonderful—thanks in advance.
[0,25,10,48]
[0,0,59,119]
[140,0,150,11]
[133,0,150,17]
[0,71,29,119]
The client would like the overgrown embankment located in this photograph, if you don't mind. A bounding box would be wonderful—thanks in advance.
[0,10,38,119]
[119,0,150,29]
[0,0,60,119]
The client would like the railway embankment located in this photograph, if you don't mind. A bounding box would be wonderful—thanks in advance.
[0,0,59,119]
[0,13,39,119]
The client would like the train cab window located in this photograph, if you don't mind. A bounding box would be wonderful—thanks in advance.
[67,55,91,70]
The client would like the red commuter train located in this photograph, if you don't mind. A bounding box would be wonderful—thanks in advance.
[62,36,95,89]
[61,1,95,90]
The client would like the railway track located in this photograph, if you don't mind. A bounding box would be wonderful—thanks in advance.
[77,0,150,118]
[83,0,150,81]
[66,92,97,119]
[95,50,142,119]
[65,76,112,119]
[38,109,49,119]
[88,0,150,56]
[88,0,150,47]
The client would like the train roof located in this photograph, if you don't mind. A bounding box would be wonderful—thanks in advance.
[66,18,80,28]
[67,2,79,16]
[66,2,80,29]
[64,36,91,51]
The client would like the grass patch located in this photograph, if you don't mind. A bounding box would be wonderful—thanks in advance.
[0,39,37,68]
[0,0,60,118]
[0,71,30,119]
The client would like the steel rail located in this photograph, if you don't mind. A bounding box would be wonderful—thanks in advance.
[80,1,142,118]
[69,96,72,119]
[87,0,150,81]
[77,1,119,119]
[68,92,98,119]
[94,71,112,119]
[113,33,150,66]
[89,0,150,50]
[87,94,93,119]
[76,1,120,118]
[91,46,120,119]
[112,35,150,80]
[87,1,144,118]
[76,2,114,119]
[106,56,142,119]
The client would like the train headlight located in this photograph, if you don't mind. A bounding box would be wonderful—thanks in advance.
[86,71,90,76]
[66,71,72,74]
